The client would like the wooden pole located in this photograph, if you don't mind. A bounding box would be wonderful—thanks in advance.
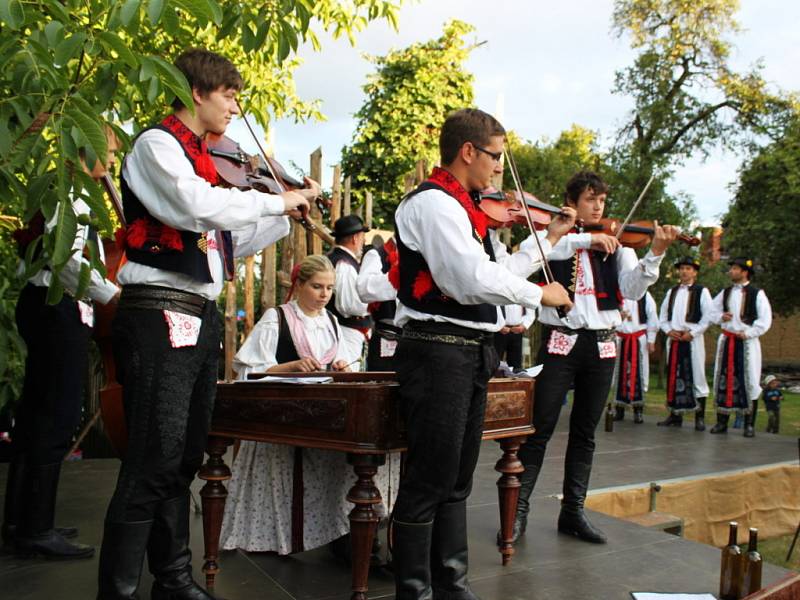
[404,173,415,193]
[293,221,307,265]
[343,176,351,216]
[243,256,255,336]
[224,277,237,381]
[415,159,428,185]
[365,191,373,229]
[260,246,276,311]
[278,235,294,303]
[309,147,323,255]
[331,165,342,226]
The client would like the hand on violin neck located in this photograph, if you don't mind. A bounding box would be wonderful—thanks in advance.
[590,233,621,255]
[281,190,311,218]
[649,221,679,256]
[544,205,577,246]
[302,176,322,199]
[540,282,573,312]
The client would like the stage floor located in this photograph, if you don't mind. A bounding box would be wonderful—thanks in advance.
[1,412,797,599]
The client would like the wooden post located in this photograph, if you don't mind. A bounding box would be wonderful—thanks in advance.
[331,165,342,226]
[364,191,373,229]
[243,256,255,337]
[309,147,323,255]
[278,235,294,303]
[224,277,237,381]
[403,173,415,193]
[260,246,276,311]
[293,221,307,265]
[415,159,428,185]
[343,176,351,216]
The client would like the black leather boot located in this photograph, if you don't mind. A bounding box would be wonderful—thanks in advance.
[431,501,479,600]
[743,401,757,438]
[97,519,153,599]
[656,413,683,427]
[15,462,94,559]
[614,406,625,421]
[496,464,540,545]
[709,413,729,434]
[149,495,217,600]
[633,407,644,424]
[694,398,706,432]
[393,519,434,600]
[557,463,606,544]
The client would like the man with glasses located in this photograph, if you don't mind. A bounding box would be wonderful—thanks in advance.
[390,108,578,599]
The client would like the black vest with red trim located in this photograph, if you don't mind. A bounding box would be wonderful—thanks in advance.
[119,115,233,284]
[395,178,497,324]
[365,241,397,323]
[326,247,373,330]
[722,284,760,326]
[666,283,705,324]
[549,248,621,312]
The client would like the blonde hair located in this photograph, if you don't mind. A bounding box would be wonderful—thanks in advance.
[287,254,335,301]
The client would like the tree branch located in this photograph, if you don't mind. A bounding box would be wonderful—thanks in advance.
[652,99,739,157]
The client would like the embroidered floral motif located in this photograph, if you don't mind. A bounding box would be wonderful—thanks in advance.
[547,330,578,356]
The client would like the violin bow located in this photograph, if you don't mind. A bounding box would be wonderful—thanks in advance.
[615,173,655,243]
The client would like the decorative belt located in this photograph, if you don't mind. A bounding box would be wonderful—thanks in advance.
[119,284,208,317]
[401,328,493,347]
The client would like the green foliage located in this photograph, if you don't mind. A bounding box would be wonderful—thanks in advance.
[340,20,476,225]
[723,120,800,315]
[0,0,402,415]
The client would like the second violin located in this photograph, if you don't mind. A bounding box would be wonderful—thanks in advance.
[582,218,700,249]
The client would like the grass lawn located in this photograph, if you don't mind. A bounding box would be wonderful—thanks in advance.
[759,533,800,573]
[639,374,800,439]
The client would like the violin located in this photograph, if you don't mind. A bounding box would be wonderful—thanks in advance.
[478,188,572,230]
[582,218,700,249]
[206,133,335,245]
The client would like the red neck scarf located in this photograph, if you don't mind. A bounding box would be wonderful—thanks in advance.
[427,167,488,239]
[161,115,219,184]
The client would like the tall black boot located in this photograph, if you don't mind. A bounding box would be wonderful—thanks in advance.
[656,413,683,427]
[16,462,94,559]
[709,413,729,434]
[97,520,153,599]
[496,464,540,545]
[393,519,434,600]
[695,398,706,431]
[633,407,644,424]
[149,495,216,600]
[614,406,625,421]
[744,400,757,438]
[431,501,479,600]
[557,462,606,544]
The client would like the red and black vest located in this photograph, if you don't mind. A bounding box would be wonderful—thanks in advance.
[117,115,234,284]
[667,283,705,324]
[395,168,497,324]
[549,247,621,312]
[326,247,373,330]
[722,284,760,326]
[365,239,398,323]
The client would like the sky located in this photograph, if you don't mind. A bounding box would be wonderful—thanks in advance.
[228,0,800,225]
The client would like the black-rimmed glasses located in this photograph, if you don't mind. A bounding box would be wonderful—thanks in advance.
[472,144,503,163]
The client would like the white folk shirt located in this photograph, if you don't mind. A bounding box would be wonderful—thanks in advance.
[502,304,536,329]
[117,128,290,300]
[710,284,772,401]
[539,237,664,330]
[394,187,583,333]
[356,245,397,309]
[618,293,658,342]
[25,196,119,305]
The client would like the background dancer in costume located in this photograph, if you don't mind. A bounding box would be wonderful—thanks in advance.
[392,108,576,600]
[657,257,714,430]
[494,303,535,371]
[611,291,658,423]
[709,258,772,438]
[327,215,371,370]
[357,236,400,371]
[509,170,678,547]
[97,49,315,600]
[3,129,121,560]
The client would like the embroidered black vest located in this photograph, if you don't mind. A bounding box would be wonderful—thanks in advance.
[275,305,339,364]
[395,181,497,324]
[326,247,373,330]
[121,123,233,284]
[667,284,704,324]
[723,284,760,326]
[365,245,397,323]
[549,249,620,311]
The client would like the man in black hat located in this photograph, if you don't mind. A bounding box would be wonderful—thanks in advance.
[656,256,714,429]
[709,258,772,437]
[327,215,372,369]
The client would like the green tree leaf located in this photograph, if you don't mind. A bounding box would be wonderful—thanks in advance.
[54,32,86,67]
[0,0,25,30]
[98,31,138,68]
[64,96,108,166]
[150,56,193,112]
[147,0,164,25]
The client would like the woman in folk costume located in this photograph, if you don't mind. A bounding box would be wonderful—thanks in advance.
[611,291,658,423]
[709,258,772,437]
[220,254,399,555]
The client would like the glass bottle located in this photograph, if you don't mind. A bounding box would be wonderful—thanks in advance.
[719,521,742,600]
[740,527,762,596]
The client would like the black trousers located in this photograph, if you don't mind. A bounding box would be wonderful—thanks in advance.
[12,284,91,465]
[518,328,616,489]
[392,330,498,523]
[103,300,220,523]
[365,325,399,372]
[494,331,523,369]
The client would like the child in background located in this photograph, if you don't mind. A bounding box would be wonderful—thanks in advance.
[762,375,783,434]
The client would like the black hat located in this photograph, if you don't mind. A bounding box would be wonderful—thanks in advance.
[674,256,700,270]
[728,257,754,272]
[332,215,369,239]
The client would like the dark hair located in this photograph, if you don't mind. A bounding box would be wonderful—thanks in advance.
[564,171,609,204]
[171,49,243,109]
[439,108,505,166]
